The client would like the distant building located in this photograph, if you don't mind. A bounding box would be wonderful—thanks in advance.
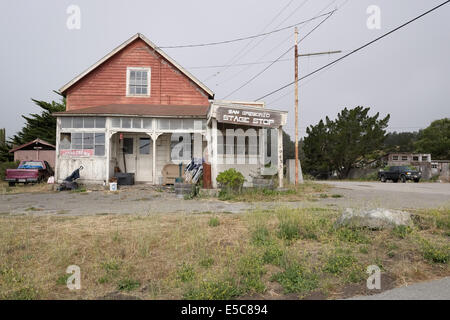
[381,153,449,181]
[9,139,56,169]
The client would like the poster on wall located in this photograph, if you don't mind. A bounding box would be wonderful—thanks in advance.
[60,150,94,156]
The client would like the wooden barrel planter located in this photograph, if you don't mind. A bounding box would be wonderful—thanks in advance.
[174,183,195,198]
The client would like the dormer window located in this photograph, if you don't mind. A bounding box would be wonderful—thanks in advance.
[127,67,150,96]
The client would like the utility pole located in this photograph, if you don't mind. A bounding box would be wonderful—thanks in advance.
[293,27,340,185]
[294,27,300,185]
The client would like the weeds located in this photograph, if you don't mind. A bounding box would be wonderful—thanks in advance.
[208,217,220,227]
[177,263,195,282]
[183,279,241,300]
[271,263,319,294]
[117,278,140,291]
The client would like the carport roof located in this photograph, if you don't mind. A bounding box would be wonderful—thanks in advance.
[53,104,210,118]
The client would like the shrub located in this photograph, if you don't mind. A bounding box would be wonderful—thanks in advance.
[216,169,245,192]
[271,263,319,294]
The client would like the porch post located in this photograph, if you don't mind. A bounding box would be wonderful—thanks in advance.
[150,133,162,185]
[105,127,111,184]
[211,118,218,188]
[277,126,283,188]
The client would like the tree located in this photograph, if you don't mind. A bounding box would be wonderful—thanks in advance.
[10,92,65,146]
[0,92,65,162]
[383,131,419,152]
[414,118,450,160]
[303,106,390,178]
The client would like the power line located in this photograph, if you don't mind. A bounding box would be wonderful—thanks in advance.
[213,0,342,87]
[187,51,343,69]
[203,0,309,82]
[255,0,450,101]
[221,10,336,99]
[157,11,335,49]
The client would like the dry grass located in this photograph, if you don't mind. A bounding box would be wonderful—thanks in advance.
[219,181,331,202]
[0,181,56,195]
[0,206,448,300]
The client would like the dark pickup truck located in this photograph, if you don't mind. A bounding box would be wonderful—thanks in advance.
[5,160,53,186]
[378,166,421,183]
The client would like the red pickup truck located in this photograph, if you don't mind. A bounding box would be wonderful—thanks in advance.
[5,160,54,186]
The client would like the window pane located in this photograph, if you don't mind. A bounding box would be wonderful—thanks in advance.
[60,133,71,149]
[122,118,131,128]
[95,133,105,144]
[123,138,133,154]
[130,71,135,80]
[112,118,120,128]
[139,138,150,155]
[183,119,194,130]
[83,133,94,149]
[141,87,147,95]
[132,118,142,129]
[170,119,182,130]
[72,133,82,149]
[143,118,152,129]
[61,117,72,128]
[158,119,169,130]
[73,117,83,128]
[84,117,95,128]
[129,86,135,95]
[136,86,142,94]
[95,117,105,128]
[142,71,147,80]
[95,145,105,156]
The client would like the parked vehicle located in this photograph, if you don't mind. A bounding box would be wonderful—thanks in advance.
[4,160,53,186]
[378,166,421,183]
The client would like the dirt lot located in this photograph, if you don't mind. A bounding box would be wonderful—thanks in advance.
[0,181,448,300]
[1,181,449,216]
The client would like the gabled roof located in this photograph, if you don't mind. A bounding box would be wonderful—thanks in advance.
[53,104,209,118]
[9,139,55,153]
[59,33,214,99]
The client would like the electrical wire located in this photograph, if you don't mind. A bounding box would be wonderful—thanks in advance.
[255,0,450,101]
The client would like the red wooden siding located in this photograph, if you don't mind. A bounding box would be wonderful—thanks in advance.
[66,39,210,111]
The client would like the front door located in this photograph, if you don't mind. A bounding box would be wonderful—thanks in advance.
[137,136,152,182]
[121,134,153,182]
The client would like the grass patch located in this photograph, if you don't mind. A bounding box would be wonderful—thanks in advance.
[117,278,140,291]
[336,228,369,244]
[271,263,319,294]
[331,194,343,198]
[392,225,413,239]
[208,217,220,227]
[183,279,241,300]
[177,263,196,282]
[251,225,272,246]
[421,239,449,264]
[199,257,214,268]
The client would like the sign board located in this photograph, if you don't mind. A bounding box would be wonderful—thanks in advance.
[60,149,94,157]
[216,107,281,128]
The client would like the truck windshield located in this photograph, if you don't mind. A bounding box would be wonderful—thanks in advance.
[18,161,44,169]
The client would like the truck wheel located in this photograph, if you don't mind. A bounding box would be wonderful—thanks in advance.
[380,175,386,183]
[8,182,15,187]
[393,179,398,183]
[400,175,406,183]
[414,179,420,183]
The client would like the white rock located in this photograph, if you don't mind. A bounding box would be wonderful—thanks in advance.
[336,208,413,229]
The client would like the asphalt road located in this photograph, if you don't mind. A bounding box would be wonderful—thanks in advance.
[348,277,450,300]
[317,181,450,210]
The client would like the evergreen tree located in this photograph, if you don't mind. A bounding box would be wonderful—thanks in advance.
[415,118,450,160]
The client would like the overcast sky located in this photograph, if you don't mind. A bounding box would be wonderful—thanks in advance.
[0,0,449,140]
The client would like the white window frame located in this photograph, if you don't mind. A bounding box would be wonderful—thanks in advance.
[126,67,151,97]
